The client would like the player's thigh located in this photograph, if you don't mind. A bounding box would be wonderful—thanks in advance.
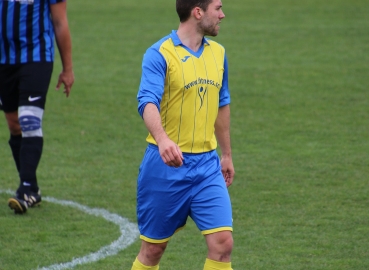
[18,62,53,109]
[137,144,192,241]
[190,153,233,234]
[0,64,20,112]
[192,179,233,233]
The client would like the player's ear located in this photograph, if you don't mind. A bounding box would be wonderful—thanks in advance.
[192,7,203,20]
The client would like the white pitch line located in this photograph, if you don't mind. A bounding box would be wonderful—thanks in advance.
[0,189,139,270]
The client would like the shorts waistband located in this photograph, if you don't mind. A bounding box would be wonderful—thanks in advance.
[147,143,215,156]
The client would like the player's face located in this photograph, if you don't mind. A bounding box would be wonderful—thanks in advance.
[200,0,225,36]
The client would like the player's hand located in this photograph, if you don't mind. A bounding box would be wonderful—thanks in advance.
[158,138,184,167]
[220,156,235,187]
[56,69,74,97]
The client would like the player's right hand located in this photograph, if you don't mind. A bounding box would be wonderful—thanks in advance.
[158,139,184,167]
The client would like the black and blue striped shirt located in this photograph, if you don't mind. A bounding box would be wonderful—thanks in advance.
[0,0,64,64]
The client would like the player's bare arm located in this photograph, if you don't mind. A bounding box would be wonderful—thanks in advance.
[50,1,74,97]
[143,103,184,167]
[215,104,235,187]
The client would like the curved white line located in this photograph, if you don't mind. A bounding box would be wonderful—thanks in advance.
[0,189,139,270]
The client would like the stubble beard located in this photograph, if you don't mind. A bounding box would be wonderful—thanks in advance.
[201,19,220,37]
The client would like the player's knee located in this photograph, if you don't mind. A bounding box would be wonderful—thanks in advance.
[18,106,44,137]
[222,234,234,255]
[207,231,233,259]
[217,233,233,255]
[143,242,167,260]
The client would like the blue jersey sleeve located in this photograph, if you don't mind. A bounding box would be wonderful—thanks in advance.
[219,53,231,107]
[137,47,167,118]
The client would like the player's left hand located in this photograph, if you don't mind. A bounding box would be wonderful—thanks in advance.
[56,69,74,97]
[220,156,235,187]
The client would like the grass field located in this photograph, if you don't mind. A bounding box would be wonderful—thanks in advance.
[1,0,368,269]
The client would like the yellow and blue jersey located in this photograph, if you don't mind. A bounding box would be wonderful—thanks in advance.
[137,30,231,153]
[0,0,64,64]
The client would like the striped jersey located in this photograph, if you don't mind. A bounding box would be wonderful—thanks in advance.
[137,30,231,153]
[0,0,64,64]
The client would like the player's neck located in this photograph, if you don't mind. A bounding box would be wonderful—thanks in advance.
[177,24,204,52]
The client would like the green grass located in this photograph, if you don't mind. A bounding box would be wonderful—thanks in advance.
[1,0,368,269]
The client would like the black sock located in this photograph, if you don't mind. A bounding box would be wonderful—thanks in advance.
[8,134,22,173]
[16,184,31,197]
[19,137,43,193]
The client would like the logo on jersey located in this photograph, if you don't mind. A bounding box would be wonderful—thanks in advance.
[197,86,207,111]
[181,56,191,62]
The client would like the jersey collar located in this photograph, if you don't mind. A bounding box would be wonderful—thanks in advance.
[170,30,209,47]
[170,30,209,57]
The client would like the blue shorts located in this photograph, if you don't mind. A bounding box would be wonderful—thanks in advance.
[136,144,233,243]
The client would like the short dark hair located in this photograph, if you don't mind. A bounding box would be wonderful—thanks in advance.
[176,0,213,22]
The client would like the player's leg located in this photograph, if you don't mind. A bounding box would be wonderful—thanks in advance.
[17,105,44,194]
[5,111,22,173]
[132,241,167,270]
[190,150,234,270]
[17,62,52,198]
[6,119,30,214]
[131,144,192,269]
[0,65,22,174]
[7,62,53,213]
[1,65,27,213]
[203,231,233,269]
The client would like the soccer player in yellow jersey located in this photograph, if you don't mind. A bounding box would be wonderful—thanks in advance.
[131,0,235,269]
